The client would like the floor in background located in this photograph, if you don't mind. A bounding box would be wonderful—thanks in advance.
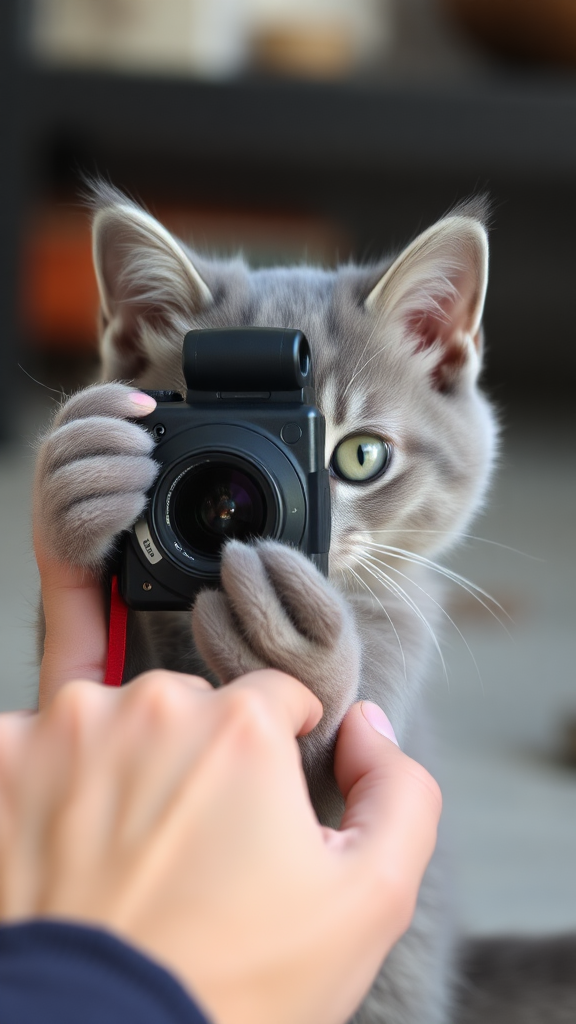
[426,407,576,937]
[0,393,575,937]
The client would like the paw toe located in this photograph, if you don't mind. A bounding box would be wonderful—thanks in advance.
[52,382,149,429]
[256,541,343,645]
[192,588,264,683]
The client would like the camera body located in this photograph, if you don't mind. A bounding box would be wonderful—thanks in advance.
[119,328,331,610]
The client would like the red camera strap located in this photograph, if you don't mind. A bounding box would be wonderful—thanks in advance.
[103,575,128,687]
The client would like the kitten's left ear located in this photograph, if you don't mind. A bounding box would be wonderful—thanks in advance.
[92,189,213,379]
[366,214,488,392]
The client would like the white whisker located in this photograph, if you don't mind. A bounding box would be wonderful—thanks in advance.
[361,540,513,633]
[346,564,408,683]
[362,551,483,692]
[353,552,449,686]
[359,529,541,561]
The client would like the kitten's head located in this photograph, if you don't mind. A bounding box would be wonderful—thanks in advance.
[92,183,496,577]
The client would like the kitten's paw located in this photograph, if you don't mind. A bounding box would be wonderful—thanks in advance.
[34,383,159,571]
[192,540,361,743]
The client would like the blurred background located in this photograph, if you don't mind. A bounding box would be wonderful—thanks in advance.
[0,0,575,939]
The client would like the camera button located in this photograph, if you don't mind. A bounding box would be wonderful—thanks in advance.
[281,423,302,444]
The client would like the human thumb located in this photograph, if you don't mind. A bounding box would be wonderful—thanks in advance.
[334,701,442,899]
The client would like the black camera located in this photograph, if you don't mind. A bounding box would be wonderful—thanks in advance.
[119,328,331,610]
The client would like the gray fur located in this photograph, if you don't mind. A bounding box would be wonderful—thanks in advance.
[34,382,159,566]
[35,184,501,1023]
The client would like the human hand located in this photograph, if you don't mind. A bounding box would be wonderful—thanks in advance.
[34,388,157,707]
[0,669,441,1024]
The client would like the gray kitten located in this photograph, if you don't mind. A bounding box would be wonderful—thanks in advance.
[35,183,496,1023]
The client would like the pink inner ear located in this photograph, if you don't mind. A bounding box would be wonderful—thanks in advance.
[407,277,477,354]
[405,276,481,393]
[408,309,447,352]
[431,342,469,393]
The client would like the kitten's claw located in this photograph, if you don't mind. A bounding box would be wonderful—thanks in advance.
[35,383,159,571]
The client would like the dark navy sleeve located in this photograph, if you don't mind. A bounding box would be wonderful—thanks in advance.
[0,919,211,1024]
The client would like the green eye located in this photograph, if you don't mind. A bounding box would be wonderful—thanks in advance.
[331,434,391,483]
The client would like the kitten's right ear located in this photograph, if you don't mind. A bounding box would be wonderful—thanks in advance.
[92,191,213,379]
[365,210,488,393]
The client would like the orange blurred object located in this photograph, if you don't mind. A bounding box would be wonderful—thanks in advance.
[443,0,576,66]
[20,202,347,351]
[252,23,356,79]
[21,207,99,351]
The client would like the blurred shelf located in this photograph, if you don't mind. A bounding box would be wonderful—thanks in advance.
[3,53,575,402]
[20,201,347,352]
[23,65,576,179]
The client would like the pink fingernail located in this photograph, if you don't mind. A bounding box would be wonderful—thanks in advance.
[129,392,157,412]
[361,702,398,745]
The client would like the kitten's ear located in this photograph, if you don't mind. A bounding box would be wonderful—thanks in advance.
[365,214,488,392]
[92,193,213,379]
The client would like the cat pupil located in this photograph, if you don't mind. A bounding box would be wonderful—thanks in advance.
[331,434,390,483]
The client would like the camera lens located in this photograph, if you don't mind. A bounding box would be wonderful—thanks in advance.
[151,426,307,589]
[171,461,268,557]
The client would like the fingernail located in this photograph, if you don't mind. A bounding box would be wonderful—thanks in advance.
[361,701,398,745]
[129,392,157,412]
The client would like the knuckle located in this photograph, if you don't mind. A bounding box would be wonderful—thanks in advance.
[128,671,189,724]
[220,686,278,751]
[48,679,102,744]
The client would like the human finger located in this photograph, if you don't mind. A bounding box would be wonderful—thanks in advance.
[227,669,324,739]
[36,554,109,707]
[334,701,442,925]
[35,390,157,707]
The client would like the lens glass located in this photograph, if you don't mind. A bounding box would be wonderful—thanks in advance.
[171,461,267,557]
